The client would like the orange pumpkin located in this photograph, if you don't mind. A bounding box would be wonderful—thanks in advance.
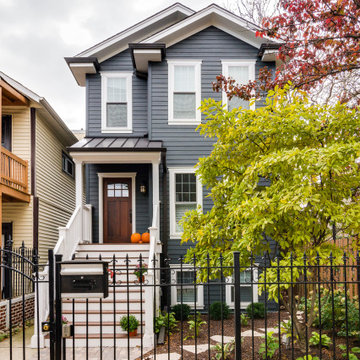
[141,232,150,243]
[131,233,141,243]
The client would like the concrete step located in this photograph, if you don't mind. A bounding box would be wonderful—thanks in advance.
[77,244,150,252]
[62,299,144,312]
[72,323,145,335]
[62,311,144,323]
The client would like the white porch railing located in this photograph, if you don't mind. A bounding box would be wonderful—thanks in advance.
[144,203,162,346]
[31,204,92,348]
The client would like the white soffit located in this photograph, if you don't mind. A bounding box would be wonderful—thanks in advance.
[261,49,278,62]
[77,3,194,63]
[69,63,97,86]
[142,5,265,49]
[133,49,162,72]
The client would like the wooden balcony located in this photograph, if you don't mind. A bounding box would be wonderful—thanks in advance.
[0,146,30,202]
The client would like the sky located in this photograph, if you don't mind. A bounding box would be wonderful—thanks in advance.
[0,0,225,130]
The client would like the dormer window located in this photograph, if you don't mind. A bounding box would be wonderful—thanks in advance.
[101,72,132,133]
[221,60,256,110]
[168,60,202,125]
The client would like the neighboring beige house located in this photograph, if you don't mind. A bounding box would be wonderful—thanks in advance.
[0,71,77,267]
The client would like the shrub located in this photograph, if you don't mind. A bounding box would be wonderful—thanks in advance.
[154,310,178,334]
[259,332,279,359]
[211,340,235,360]
[246,302,265,319]
[300,288,359,337]
[309,332,332,347]
[119,315,139,332]
[171,304,191,321]
[210,302,230,320]
[241,314,249,326]
[185,312,206,340]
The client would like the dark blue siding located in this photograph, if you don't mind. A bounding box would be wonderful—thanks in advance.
[86,49,148,137]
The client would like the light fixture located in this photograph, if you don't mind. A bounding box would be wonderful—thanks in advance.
[140,183,147,194]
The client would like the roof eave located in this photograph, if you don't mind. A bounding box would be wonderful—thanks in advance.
[65,57,100,87]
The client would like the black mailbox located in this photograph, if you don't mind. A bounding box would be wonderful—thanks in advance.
[60,261,109,299]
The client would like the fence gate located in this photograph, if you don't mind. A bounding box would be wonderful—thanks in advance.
[0,245,53,360]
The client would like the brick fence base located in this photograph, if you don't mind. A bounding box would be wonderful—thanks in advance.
[0,293,35,331]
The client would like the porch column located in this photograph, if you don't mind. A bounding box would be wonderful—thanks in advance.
[152,160,160,208]
[74,160,83,208]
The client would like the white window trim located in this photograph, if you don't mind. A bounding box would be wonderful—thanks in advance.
[225,265,259,309]
[221,60,256,111]
[169,167,203,239]
[170,264,204,309]
[167,59,202,125]
[101,72,133,133]
[98,172,136,243]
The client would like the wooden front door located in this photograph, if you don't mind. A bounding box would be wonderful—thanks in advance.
[103,178,132,243]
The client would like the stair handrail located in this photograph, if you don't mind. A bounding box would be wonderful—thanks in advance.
[31,204,92,348]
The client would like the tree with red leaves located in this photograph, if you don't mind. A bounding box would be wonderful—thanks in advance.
[216,0,360,105]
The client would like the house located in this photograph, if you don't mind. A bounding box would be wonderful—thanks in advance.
[0,72,77,302]
[34,3,278,348]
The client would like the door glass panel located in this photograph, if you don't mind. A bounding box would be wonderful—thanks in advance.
[107,182,129,197]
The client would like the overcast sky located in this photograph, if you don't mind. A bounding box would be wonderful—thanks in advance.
[0,0,225,130]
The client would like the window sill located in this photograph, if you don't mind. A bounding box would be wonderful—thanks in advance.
[101,128,133,134]
[168,120,201,126]
[170,234,183,240]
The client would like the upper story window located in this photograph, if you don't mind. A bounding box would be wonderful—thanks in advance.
[221,60,256,111]
[62,152,74,178]
[168,60,202,125]
[169,168,202,238]
[101,72,132,133]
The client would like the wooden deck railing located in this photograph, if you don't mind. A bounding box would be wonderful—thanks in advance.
[0,146,28,194]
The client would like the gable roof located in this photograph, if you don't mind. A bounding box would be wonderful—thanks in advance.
[142,4,265,49]
[0,71,77,145]
[77,3,195,62]
[66,3,279,85]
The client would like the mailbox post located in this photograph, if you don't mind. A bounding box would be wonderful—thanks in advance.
[53,260,109,359]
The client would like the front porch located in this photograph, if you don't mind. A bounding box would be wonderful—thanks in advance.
[70,137,165,245]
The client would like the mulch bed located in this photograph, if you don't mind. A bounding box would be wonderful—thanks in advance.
[138,311,359,360]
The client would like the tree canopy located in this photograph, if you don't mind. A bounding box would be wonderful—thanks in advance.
[182,86,360,270]
[215,0,360,105]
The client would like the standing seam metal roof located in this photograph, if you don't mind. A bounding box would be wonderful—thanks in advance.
[68,137,165,151]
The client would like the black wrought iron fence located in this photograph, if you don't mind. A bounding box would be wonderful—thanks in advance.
[59,250,360,360]
[2,242,35,298]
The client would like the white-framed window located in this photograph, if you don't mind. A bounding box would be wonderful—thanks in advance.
[170,265,204,309]
[168,60,202,125]
[169,168,203,238]
[226,267,258,309]
[101,72,132,133]
[221,60,256,111]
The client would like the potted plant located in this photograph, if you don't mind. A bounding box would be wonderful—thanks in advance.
[134,263,148,283]
[120,315,139,337]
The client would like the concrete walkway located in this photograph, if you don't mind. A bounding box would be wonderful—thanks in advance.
[0,326,150,360]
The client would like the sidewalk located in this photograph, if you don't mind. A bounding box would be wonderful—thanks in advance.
[0,326,150,359]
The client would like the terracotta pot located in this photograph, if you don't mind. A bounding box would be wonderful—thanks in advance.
[137,275,145,283]
[129,329,137,337]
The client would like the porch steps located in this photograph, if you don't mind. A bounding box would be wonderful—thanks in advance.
[63,243,151,347]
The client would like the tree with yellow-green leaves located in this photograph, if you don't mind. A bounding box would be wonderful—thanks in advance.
[181,85,360,345]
